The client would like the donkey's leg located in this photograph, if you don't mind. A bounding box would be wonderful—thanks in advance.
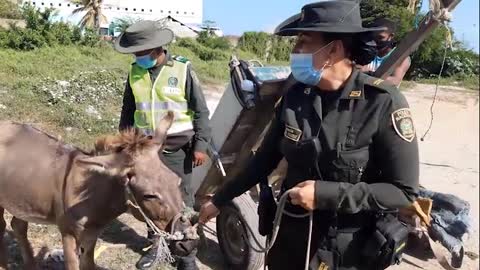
[79,230,99,270]
[61,233,80,270]
[0,208,7,270]
[10,217,37,270]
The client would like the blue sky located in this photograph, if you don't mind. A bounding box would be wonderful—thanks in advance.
[204,0,479,52]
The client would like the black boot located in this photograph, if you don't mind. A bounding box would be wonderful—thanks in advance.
[136,230,160,270]
[176,248,199,270]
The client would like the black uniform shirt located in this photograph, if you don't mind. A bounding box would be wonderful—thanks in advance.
[119,51,211,153]
[213,69,419,214]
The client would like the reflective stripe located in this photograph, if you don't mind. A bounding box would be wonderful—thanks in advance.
[137,121,193,136]
[135,102,188,111]
[151,111,191,122]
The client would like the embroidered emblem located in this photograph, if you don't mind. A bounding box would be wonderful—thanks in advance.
[373,79,384,86]
[304,88,311,95]
[168,77,178,87]
[392,108,415,142]
[349,90,362,97]
[284,125,302,142]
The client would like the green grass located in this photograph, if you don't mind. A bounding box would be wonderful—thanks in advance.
[414,75,479,91]
[0,45,132,148]
[0,43,286,148]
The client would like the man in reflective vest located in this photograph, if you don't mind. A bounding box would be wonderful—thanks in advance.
[115,20,211,270]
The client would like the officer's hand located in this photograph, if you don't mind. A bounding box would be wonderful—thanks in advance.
[289,180,316,211]
[198,201,220,225]
[193,151,208,167]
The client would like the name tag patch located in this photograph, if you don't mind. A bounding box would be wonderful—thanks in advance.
[163,86,181,95]
[392,108,415,142]
[349,90,362,98]
[284,125,302,142]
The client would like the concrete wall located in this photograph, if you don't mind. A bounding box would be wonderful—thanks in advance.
[0,18,26,29]
[22,0,203,27]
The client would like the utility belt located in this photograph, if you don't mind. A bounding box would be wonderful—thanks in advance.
[310,211,410,270]
[258,186,410,270]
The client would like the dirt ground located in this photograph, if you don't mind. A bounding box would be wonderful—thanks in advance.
[1,83,479,270]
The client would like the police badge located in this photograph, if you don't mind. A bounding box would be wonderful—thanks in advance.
[392,108,415,142]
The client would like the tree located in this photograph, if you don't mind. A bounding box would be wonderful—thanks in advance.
[202,19,216,35]
[113,17,139,32]
[70,0,106,30]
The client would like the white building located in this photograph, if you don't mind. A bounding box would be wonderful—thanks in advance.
[23,0,203,35]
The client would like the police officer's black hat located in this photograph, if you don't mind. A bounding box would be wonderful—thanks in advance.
[115,20,174,54]
[275,1,385,36]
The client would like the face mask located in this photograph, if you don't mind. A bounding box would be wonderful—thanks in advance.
[375,39,394,50]
[135,53,157,69]
[290,41,333,86]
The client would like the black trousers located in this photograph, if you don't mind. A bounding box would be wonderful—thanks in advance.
[161,146,195,208]
[266,213,370,270]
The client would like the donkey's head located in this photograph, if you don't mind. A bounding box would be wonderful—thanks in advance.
[77,112,185,231]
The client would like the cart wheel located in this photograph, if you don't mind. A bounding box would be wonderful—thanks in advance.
[217,193,265,270]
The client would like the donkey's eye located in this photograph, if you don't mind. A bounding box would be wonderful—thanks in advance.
[143,194,158,200]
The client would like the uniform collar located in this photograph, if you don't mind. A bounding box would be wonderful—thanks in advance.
[164,50,174,66]
[340,68,365,100]
[147,51,173,72]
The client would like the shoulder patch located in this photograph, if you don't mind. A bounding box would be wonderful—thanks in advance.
[391,108,415,142]
[173,55,189,63]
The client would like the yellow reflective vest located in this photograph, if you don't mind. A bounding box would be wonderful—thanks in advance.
[129,56,194,135]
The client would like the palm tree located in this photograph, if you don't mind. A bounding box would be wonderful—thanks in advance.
[113,17,139,32]
[70,0,106,30]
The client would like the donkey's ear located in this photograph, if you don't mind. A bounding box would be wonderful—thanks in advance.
[153,111,174,145]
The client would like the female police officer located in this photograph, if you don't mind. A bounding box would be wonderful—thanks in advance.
[199,1,419,269]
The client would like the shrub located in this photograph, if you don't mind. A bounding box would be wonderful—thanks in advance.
[238,32,270,59]
[0,4,101,50]
[80,28,100,47]
[176,37,228,61]
[49,22,74,46]
[196,31,231,50]
[237,32,293,62]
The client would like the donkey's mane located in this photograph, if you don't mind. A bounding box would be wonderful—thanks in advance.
[94,128,156,156]
[23,123,91,155]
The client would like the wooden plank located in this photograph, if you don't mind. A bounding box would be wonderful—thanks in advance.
[374,0,461,79]
[194,76,295,205]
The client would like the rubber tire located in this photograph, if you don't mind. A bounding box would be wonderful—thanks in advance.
[217,193,265,270]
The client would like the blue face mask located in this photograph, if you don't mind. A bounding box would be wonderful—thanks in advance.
[135,53,157,69]
[290,41,333,86]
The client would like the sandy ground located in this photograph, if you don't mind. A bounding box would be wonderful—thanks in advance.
[1,82,479,270]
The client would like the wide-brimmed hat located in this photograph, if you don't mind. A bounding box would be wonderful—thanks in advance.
[114,20,174,54]
[275,1,385,36]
